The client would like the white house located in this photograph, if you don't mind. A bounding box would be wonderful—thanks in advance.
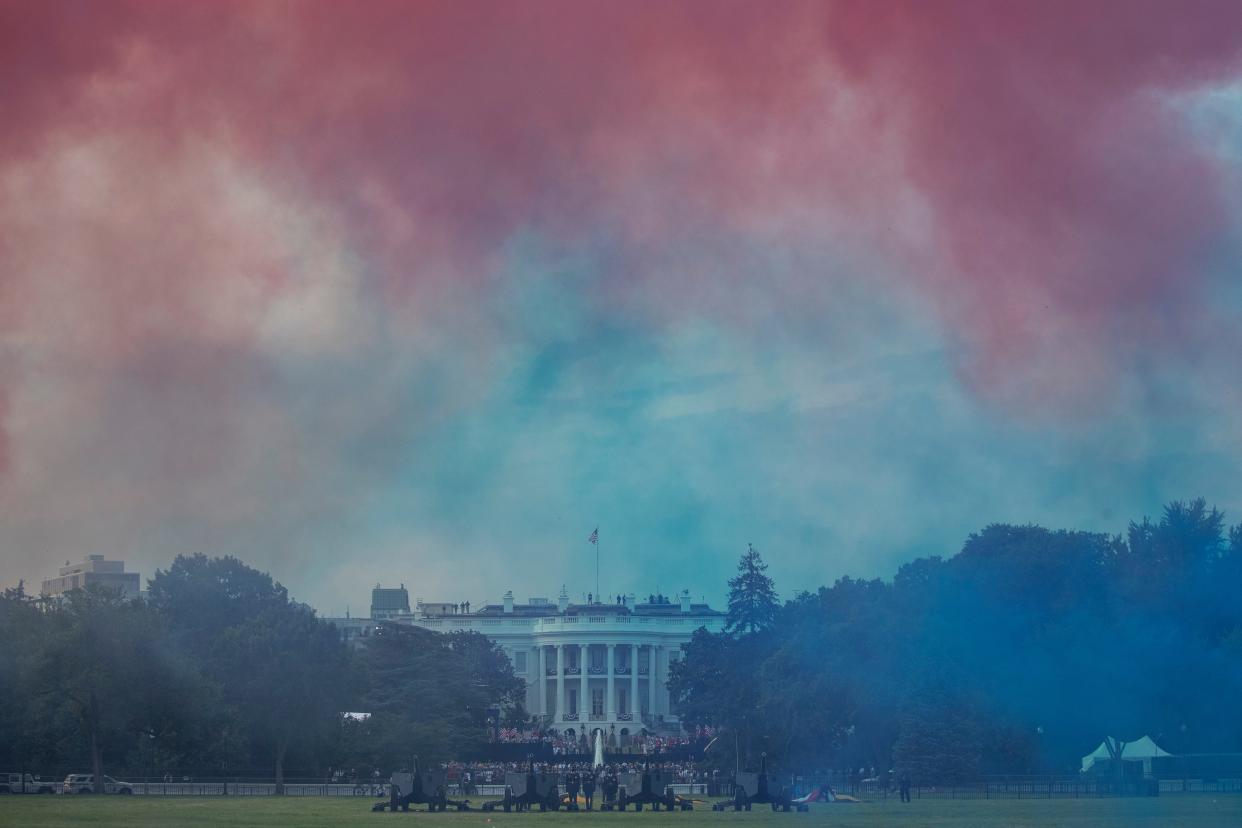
[328,586,724,738]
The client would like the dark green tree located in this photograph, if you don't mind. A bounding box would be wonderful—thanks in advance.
[355,625,525,770]
[726,544,779,636]
[892,686,984,784]
[0,583,45,774]
[147,554,290,650]
[29,587,180,792]
[220,604,353,790]
[445,630,528,714]
[148,554,355,785]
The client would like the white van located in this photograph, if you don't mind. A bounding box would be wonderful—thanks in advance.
[4,773,56,794]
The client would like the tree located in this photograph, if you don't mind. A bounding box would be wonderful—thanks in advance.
[672,500,1242,777]
[445,630,528,715]
[147,554,290,651]
[29,587,178,792]
[726,544,778,636]
[355,625,525,770]
[892,685,984,784]
[221,604,354,791]
[148,554,355,786]
[0,583,44,774]
[668,628,766,768]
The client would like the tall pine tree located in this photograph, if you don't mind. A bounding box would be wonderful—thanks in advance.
[726,544,779,635]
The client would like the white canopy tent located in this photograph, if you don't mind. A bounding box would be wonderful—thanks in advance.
[1081,735,1171,772]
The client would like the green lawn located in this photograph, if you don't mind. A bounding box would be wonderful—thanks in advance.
[2,796,1241,828]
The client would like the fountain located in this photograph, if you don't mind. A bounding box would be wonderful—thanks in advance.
[593,728,605,768]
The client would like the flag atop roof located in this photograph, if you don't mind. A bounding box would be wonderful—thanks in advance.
[588,527,599,545]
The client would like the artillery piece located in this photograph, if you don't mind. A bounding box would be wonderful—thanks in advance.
[615,761,691,811]
[716,754,807,813]
[371,757,471,812]
[482,757,562,812]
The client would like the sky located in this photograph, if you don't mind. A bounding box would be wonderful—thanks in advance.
[3,0,1242,615]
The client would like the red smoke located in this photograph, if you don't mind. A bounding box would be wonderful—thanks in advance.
[2,0,1241,427]
[825,0,1242,406]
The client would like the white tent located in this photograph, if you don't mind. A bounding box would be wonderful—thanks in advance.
[1081,735,1171,772]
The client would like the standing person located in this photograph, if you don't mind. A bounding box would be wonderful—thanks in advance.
[582,770,596,810]
[899,771,911,803]
[565,770,581,811]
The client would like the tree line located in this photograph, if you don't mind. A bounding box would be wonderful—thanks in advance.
[670,498,1242,781]
[4,497,1240,788]
[0,554,524,790]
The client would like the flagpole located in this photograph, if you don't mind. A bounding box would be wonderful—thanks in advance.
[595,530,600,603]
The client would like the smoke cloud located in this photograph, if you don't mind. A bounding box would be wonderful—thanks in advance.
[3,1,1241,608]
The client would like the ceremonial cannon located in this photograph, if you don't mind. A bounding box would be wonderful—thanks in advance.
[371,758,471,812]
[715,754,807,813]
[614,762,690,811]
[482,757,562,812]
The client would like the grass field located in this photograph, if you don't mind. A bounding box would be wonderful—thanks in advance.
[2,796,1241,828]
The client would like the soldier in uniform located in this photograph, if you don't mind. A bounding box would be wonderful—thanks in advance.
[565,770,581,810]
[582,770,596,810]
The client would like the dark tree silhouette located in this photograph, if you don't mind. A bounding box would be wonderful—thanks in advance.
[7,499,1242,782]
[726,544,779,636]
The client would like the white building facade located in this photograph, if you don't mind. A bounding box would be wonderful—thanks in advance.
[330,586,724,737]
[40,555,141,601]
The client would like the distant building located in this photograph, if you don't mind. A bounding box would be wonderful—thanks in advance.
[40,555,141,601]
[329,615,376,645]
[327,585,724,737]
[371,583,410,619]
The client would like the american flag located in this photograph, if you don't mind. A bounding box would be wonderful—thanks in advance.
[588,527,598,545]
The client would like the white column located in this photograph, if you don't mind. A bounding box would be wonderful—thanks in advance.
[606,644,616,718]
[648,645,657,718]
[665,650,675,715]
[630,644,639,715]
[555,644,565,721]
[651,646,660,715]
[538,646,547,716]
[578,643,588,720]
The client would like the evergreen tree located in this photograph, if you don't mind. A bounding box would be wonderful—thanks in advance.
[726,544,779,635]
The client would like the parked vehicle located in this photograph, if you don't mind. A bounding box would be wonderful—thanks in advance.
[4,773,56,794]
[62,774,135,795]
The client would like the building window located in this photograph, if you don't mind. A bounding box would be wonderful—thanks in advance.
[618,688,628,714]
[515,651,527,672]
[592,689,604,716]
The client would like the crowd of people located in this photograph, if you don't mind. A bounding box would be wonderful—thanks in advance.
[437,759,722,792]
[491,725,715,754]
[491,730,584,752]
